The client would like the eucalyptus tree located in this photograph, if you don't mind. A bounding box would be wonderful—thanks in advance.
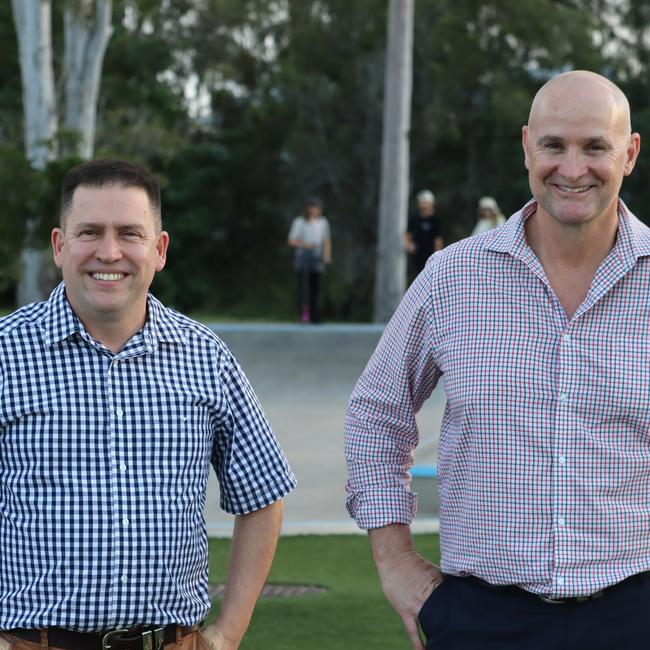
[11,0,113,304]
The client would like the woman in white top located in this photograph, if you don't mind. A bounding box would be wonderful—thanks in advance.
[287,197,332,323]
[472,196,506,236]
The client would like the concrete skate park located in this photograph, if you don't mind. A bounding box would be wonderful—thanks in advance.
[204,323,445,536]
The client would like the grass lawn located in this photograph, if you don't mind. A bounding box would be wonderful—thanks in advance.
[206,533,440,650]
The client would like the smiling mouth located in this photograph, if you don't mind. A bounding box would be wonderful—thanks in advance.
[90,272,125,281]
[555,184,592,194]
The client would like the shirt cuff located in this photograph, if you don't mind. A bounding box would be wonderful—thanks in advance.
[346,486,418,530]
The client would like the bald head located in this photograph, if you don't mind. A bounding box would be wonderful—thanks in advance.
[522,70,641,230]
[528,70,631,136]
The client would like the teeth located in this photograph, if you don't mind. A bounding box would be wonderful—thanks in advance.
[558,185,590,193]
[92,273,124,281]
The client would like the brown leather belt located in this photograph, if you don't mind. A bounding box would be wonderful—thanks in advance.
[4,624,199,650]
[461,570,650,605]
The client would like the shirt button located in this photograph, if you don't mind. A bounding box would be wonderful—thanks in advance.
[119,464,127,472]
[558,393,568,402]
[122,518,129,526]
[558,517,565,526]
[556,576,565,586]
[558,456,566,465]
[116,409,124,417]
[121,575,128,583]
[562,334,571,343]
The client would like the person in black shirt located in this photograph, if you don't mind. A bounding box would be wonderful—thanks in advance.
[404,189,443,277]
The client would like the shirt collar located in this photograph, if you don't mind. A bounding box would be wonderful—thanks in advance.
[485,198,650,266]
[43,283,186,349]
[42,283,83,346]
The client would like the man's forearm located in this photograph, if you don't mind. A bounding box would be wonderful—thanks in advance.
[370,523,440,586]
[369,524,443,650]
[213,500,284,645]
[369,523,416,570]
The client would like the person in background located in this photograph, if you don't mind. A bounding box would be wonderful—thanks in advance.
[471,195,506,236]
[0,159,296,650]
[345,70,649,649]
[287,197,332,324]
[405,190,444,279]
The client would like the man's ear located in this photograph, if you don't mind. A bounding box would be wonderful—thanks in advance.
[623,132,641,176]
[51,228,64,268]
[522,125,531,170]
[155,231,170,273]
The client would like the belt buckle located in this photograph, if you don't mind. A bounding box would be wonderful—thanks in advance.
[101,629,129,649]
[101,627,165,650]
[148,627,165,650]
[537,594,567,605]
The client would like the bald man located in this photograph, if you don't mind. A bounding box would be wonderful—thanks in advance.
[345,70,650,649]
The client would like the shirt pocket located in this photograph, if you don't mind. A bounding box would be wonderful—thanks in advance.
[143,404,213,497]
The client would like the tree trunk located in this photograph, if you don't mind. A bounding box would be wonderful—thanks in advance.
[373,0,413,323]
[11,0,58,305]
[11,0,113,306]
[63,0,113,159]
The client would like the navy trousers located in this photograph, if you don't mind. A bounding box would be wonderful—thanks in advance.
[418,572,650,649]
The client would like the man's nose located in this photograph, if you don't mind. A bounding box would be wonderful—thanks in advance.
[558,148,588,181]
[95,234,122,261]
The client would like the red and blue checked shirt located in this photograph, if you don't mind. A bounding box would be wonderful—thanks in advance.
[345,199,650,598]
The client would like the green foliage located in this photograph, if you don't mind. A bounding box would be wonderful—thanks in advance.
[153,127,294,317]
[95,1,191,164]
[0,146,35,291]
[0,2,23,147]
[412,0,605,240]
[0,146,81,302]
[5,0,650,318]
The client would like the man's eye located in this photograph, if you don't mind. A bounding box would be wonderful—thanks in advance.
[544,142,561,150]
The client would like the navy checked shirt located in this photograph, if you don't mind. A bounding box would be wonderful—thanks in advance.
[346,200,650,598]
[0,284,295,630]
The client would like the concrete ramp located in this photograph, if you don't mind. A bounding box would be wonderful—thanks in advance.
[204,324,444,535]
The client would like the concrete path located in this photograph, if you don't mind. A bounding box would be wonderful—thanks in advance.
[204,324,445,536]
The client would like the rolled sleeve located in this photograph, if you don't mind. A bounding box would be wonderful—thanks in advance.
[345,260,442,529]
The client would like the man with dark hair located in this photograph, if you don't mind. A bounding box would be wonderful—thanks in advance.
[59,158,162,228]
[0,159,295,650]
[346,71,650,649]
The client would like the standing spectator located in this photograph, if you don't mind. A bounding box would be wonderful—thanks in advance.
[404,190,444,278]
[287,197,332,323]
[471,195,506,236]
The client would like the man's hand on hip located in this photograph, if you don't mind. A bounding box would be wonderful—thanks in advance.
[369,524,444,650]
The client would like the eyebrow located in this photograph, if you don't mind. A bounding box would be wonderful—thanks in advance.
[536,135,611,147]
[73,222,146,231]
[536,135,562,145]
